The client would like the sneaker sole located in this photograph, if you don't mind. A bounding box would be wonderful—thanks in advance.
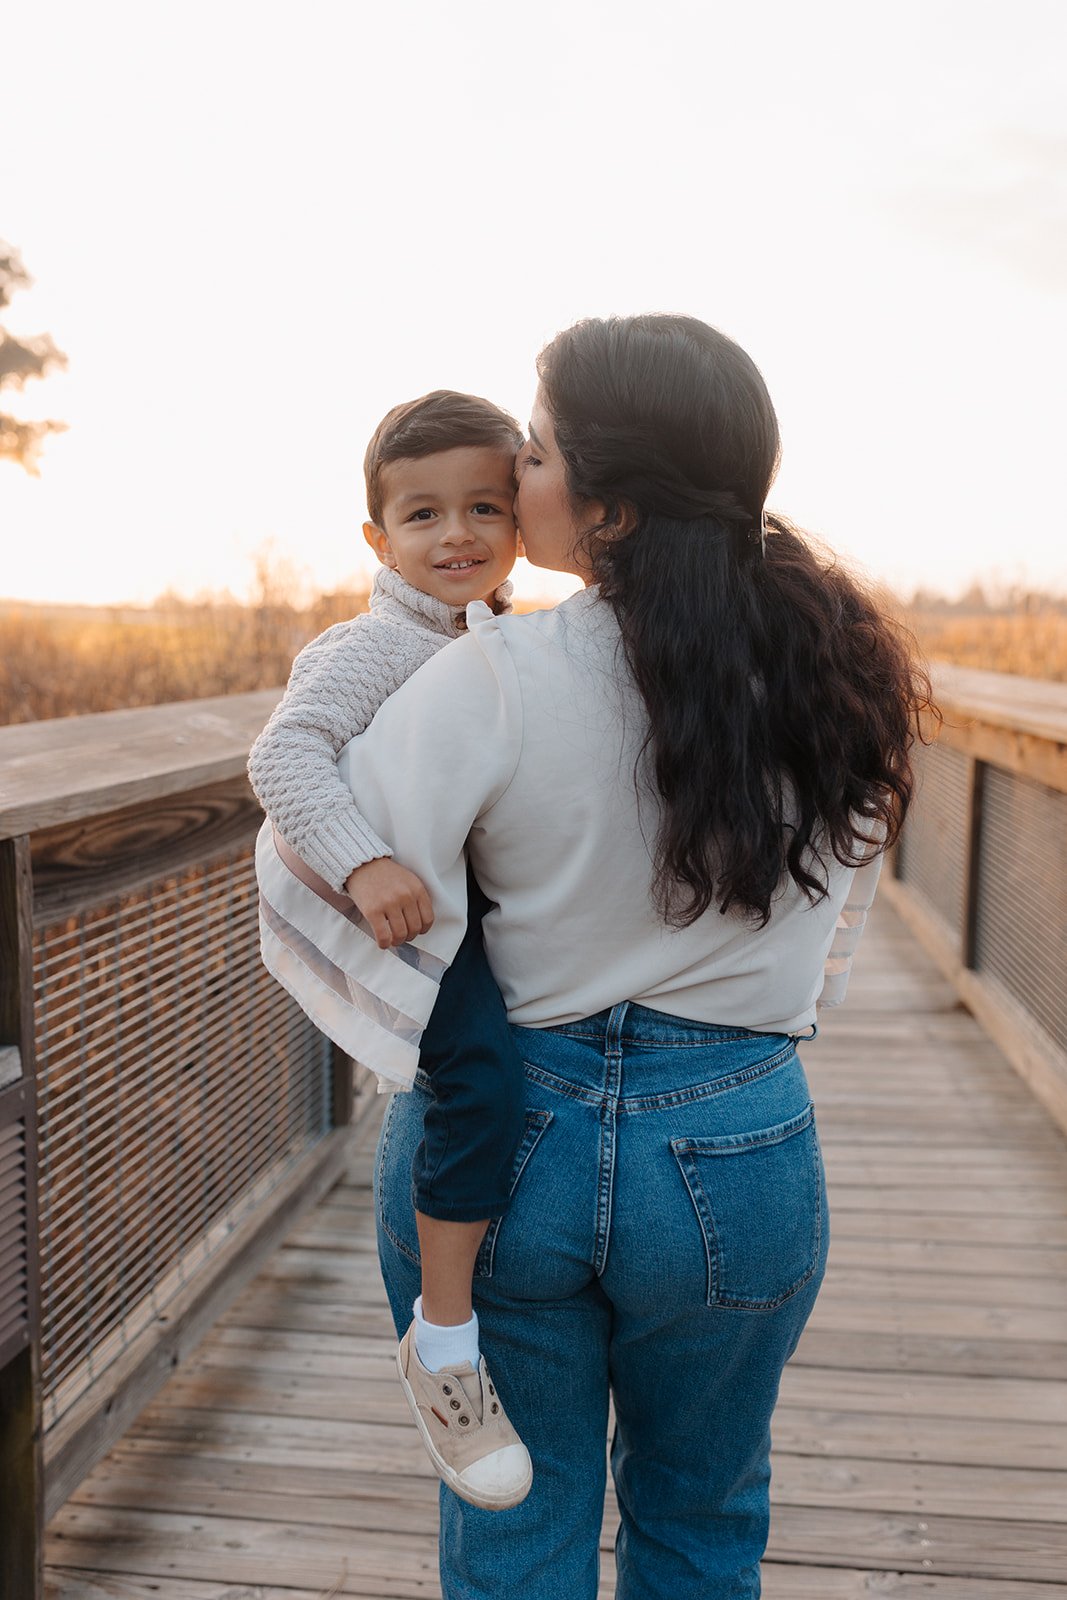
[395,1349,533,1511]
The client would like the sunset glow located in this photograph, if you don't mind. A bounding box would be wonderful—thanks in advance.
[3,0,1065,608]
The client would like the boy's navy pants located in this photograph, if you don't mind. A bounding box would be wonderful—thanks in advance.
[411,877,526,1221]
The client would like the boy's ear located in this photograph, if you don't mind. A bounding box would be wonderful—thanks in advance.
[363,521,397,568]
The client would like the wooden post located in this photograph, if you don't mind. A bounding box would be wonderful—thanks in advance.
[0,837,43,1600]
[961,758,986,972]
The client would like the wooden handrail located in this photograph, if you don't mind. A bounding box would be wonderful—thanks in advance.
[1,663,1064,845]
[0,690,282,840]
[933,661,1067,743]
[931,663,1067,794]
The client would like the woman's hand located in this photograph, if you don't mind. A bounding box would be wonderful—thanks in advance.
[345,858,434,949]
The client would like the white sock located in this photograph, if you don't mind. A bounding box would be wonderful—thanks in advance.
[413,1295,480,1372]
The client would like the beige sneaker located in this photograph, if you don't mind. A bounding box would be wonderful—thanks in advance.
[396,1322,533,1510]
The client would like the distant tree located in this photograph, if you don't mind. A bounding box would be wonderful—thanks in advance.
[0,241,68,474]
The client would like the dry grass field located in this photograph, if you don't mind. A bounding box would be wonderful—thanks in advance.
[0,590,370,725]
[2,591,1066,726]
[906,608,1067,683]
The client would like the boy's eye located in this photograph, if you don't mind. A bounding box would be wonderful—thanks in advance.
[408,507,436,521]
[472,502,503,516]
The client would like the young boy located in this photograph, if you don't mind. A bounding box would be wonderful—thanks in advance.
[249,391,533,1510]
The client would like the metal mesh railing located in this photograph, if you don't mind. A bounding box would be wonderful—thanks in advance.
[895,740,972,947]
[32,846,330,1432]
[975,766,1067,1055]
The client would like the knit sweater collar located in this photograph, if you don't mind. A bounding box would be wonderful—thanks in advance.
[369,565,513,637]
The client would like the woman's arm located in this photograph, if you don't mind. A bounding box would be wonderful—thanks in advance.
[336,616,524,966]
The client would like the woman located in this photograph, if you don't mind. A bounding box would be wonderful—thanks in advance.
[337,314,929,1598]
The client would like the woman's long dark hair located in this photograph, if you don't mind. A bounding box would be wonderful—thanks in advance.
[537,314,935,927]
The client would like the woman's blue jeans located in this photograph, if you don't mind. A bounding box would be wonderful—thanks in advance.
[375,1002,828,1600]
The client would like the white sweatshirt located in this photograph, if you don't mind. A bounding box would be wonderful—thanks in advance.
[333,586,882,1039]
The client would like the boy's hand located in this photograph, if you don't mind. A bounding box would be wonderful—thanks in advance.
[344,858,434,949]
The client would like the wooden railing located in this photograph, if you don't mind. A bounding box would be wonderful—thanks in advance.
[0,665,1064,1596]
[882,663,1067,1137]
[0,692,374,1600]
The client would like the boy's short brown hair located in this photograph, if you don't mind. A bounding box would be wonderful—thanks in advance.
[364,390,522,527]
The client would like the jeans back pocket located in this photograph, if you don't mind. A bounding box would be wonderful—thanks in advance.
[671,1103,824,1311]
[474,1108,553,1279]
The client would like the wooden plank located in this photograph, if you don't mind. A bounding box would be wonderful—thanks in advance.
[770,1406,1067,1472]
[64,1438,1067,1529]
[824,1154,1067,1183]
[933,661,1067,742]
[881,874,1067,1137]
[778,1365,1067,1425]
[934,700,1067,795]
[41,1565,1067,1600]
[819,1266,1067,1310]
[45,1577,370,1600]
[761,1571,1067,1600]
[45,1506,444,1591]
[29,777,263,923]
[120,1377,1067,1473]
[43,1496,1067,1586]
[218,1283,394,1340]
[112,1363,1067,1477]
[803,1294,1066,1345]
[0,691,281,839]
[46,1572,446,1600]
[791,1325,1067,1382]
[184,1329,1067,1431]
[821,1185,1066,1217]
[825,1208,1067,1247]
[146,1356,1067,1446]
[766,1502,1067,1583]
[823,1236,1067,1282]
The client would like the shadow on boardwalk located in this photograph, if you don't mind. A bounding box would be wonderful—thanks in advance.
[44,897,1067,1599]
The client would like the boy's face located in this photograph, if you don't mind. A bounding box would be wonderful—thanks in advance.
[364,446,518,608]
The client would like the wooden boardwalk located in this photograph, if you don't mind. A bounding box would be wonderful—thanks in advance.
[43,897,1067,1599]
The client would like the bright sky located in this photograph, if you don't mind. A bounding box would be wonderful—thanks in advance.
[2,0,1065,607]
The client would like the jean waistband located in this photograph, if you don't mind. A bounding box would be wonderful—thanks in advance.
[543,1001,804,1047]
[512,1001,804,1106]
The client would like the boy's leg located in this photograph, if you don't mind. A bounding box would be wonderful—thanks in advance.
[376,1032,611,1600]
[395,879,531,1507]
[413,877,526,1312]
[415,1212,487,1325]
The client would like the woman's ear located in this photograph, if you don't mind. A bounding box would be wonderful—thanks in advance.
[363,521,397,568]
[613,502,638,537]
[596,502,636,541]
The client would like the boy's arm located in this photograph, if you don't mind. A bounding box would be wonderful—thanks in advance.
[345,856,435,949]
[248,619,428,891]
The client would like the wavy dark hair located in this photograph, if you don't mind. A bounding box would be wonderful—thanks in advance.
[537,314,935,927]
[364,390,522,528]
